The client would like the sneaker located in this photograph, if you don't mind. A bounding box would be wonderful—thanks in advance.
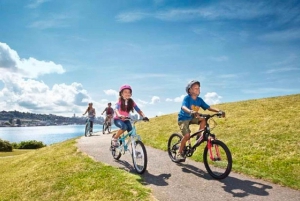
[111,139,119,147]
[176,152,185,162]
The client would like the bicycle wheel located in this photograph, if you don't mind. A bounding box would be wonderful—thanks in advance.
[102,124,105,134]
[111,134,121,160]
[132,140,147,174]
[84,124,89,137]
[167,133,183,163]
[203,140,232,180]
[108,125,111,133]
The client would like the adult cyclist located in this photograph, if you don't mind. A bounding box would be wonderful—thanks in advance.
[101,102,114,126]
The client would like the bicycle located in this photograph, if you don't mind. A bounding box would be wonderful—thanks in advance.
[84,117,93,137]
[167,112,232,180]
[102,115,112,134]
[110,117,149,174]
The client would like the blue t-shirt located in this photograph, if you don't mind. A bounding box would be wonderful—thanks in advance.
[178,95,210,121]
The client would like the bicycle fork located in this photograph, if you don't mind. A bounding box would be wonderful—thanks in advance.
[207,139,221,161]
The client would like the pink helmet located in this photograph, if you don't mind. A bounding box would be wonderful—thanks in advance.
[119,84,132,95]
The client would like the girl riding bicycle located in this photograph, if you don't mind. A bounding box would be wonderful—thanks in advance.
[83,102,96,133]
[112,84,149,147]
[177,80,225,161]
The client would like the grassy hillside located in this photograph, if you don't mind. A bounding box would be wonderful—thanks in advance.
[136,94,300,190]
[0,140,153,201]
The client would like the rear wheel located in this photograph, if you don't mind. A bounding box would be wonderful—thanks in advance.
[203,140,232,180]
[167,133,183,163]
[111,134,121,160]
[132,140,147,174]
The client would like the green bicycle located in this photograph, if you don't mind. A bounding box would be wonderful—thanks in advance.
[110,117,149,174]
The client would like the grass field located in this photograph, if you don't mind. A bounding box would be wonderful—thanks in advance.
[0,140,153,201]
[137,94,300,190]
[1,94,299,201]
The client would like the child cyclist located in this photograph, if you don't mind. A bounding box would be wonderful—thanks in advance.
[112,84,149,147]
[176,80,225,161]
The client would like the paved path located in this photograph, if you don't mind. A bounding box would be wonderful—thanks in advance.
[77,132,300,201]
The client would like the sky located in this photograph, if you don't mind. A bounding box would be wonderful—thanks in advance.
[0,0,300,118]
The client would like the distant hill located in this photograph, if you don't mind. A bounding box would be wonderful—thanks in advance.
[0,110,102,126]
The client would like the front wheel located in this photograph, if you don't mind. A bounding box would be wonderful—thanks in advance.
[85,124,89,137]
[167,133,183,163]
[110,134,121,160]
[107,124,111,133]
[132,140,147,174]
[102,124,106,134]
[203,139,232,180]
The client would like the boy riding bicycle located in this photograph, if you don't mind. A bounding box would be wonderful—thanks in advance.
[101,102,114,126]
[177,80,225,162]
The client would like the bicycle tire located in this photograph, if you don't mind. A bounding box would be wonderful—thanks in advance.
[132,140,147,174]
[203,139,232,180]
[102,124,105,134]
[167,133,183,163]
[111,134,121,160]
[85,124,89,137]
[108,125,111,133]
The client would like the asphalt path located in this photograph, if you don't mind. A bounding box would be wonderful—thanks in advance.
[77,131,300,201]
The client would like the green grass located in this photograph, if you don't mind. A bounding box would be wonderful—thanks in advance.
[1,94,299,200]
[0,149,35,157]
[0,140,153,201]
[136,94,300,190]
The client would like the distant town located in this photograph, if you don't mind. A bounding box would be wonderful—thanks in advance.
[0,110,141,127]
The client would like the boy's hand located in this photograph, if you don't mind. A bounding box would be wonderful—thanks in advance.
[218,110,226,118]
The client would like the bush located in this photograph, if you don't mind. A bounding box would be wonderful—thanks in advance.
[0,139,13,152]
[17,140,46,149]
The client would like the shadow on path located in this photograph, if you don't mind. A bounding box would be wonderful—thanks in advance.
[176,162,272,198]
[176,162,213,180]
[220,176,272,198]
[142,172,171,187]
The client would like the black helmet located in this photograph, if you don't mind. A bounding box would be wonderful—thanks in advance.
[186,80,200,94]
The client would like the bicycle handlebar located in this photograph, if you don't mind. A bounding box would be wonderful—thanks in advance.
[123,116,150,122]
[194,111,225,119]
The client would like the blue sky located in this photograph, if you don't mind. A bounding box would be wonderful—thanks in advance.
[0,0,299,118]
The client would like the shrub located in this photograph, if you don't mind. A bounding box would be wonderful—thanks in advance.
[17,140,46,149]
[0,139,13,152]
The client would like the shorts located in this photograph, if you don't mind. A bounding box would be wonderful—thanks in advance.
[114,119,132,132]
[178,118,200,135]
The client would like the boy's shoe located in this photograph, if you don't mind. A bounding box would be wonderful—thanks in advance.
[176,152,185,162]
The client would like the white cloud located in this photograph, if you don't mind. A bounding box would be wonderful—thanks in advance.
[104,89,119,98]
[174,95,185,102]
[116,12,148,22]
[0,70,92,115]
[27,0,50,9]
[150,96,160,104]
[265,67,300,74]
[0,42,99,116]
[0,42,65,78]
[204,92,222,105]
[165,95,185,102]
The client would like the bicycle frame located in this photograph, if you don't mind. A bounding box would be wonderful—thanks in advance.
[184,114,221,161]
[115,123,141,155]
